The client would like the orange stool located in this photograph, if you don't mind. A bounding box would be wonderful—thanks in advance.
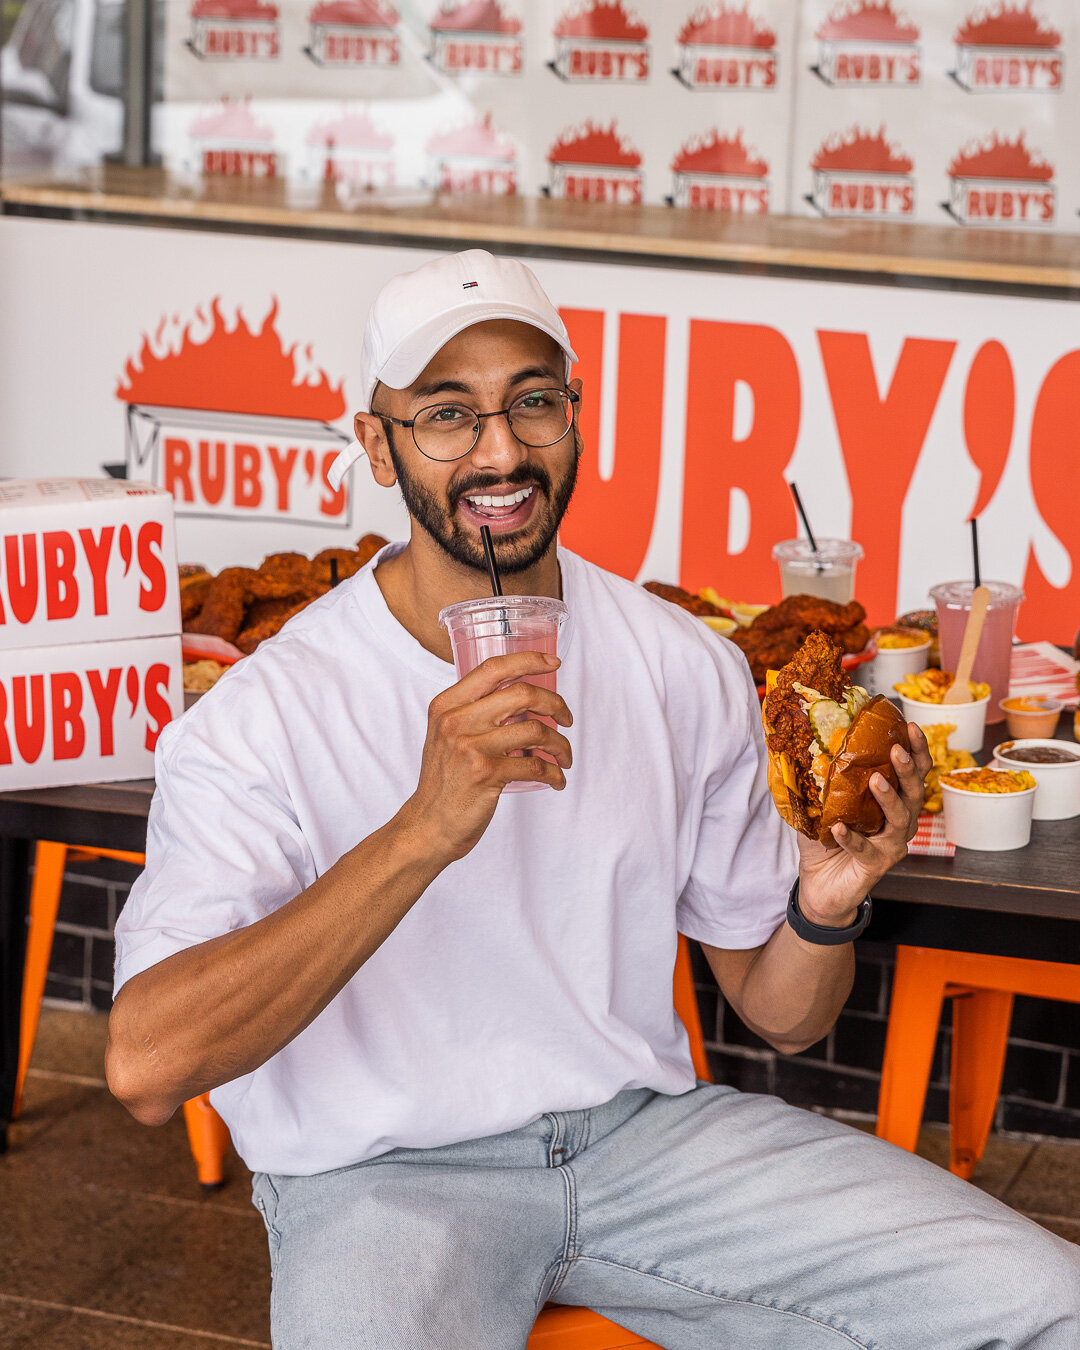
[877,945,1080,1178]
[524,934,710,1349]
[16,840,230,1189]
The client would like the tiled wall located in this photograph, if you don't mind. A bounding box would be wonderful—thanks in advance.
[43,859,1080,1139]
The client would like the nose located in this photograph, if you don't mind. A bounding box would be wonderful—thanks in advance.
[468,409,528,476]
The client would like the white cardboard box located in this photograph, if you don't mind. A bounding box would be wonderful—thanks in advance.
[0,634,183,790]
[0,478,181,651]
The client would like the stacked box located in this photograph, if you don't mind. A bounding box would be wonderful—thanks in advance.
[0,479,183,790]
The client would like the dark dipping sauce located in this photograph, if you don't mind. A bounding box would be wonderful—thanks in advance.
[1002,746,1080,764]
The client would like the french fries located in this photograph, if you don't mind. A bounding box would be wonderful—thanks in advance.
[894,669,991,704]
[921,723,977,812]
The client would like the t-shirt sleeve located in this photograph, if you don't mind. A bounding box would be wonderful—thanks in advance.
[113,684,317,996]
[676,644,798,950]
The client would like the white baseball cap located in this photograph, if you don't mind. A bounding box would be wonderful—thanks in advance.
[328,249,577,490]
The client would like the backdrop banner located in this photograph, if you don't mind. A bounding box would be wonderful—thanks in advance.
[1,216,1077,641]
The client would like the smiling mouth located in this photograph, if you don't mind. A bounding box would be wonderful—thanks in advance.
[456,484,539,532]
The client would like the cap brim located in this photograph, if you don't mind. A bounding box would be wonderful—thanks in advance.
[371,301,578,406]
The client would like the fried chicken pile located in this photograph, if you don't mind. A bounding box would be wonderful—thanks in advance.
[182,534,388,654]
[642,582,730,618]
[729,594,869,684]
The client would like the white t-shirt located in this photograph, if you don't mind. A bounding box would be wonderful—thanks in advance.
[114,545,797,1175]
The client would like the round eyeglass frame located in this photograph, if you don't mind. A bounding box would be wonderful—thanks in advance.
[378,387,580,463]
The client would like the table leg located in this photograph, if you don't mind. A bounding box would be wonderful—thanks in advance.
[0,836,31,1152]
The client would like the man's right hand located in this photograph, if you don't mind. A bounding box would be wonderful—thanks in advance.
[401,652,574,863]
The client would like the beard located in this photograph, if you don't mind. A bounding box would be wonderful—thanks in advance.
[387,435,579,575]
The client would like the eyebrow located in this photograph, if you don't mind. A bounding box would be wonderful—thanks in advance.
[411,364,562,402]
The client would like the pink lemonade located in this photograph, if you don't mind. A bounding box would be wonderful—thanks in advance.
[930,581,1023,725]
[438,596,569,792]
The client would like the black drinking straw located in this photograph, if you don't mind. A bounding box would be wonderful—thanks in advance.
[788,481,823,573]
[480,524,503,597]
[329,558,339,589]
[970,516,982,590]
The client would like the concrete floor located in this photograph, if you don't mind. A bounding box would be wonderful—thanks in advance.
[2,1007,1079,1348]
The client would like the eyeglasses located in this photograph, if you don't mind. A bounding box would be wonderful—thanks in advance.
[380,387,580,463]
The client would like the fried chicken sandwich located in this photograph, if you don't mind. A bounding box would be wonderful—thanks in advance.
[762,631,910,845]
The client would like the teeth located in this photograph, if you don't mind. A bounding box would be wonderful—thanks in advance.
[465,487,534,508]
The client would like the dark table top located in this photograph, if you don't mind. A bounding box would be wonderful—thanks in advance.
[0,714,1078,920]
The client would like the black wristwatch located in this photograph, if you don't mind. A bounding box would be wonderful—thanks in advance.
[786,878,872,946]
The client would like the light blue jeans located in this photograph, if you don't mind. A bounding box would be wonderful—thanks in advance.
[251,1084,1080,1348]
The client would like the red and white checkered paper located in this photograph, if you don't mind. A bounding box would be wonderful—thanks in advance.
[1009,643,1080,709]
[908,811,956,858]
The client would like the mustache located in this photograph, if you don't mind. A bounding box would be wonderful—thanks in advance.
[448,463,551,508]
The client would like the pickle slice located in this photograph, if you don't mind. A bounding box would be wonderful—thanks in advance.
[808,699,852,752]
[845,686,871,720]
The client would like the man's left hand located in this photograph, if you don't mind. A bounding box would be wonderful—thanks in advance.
[795,724,932,928]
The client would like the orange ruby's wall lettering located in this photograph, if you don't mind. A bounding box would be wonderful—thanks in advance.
[680,320,799,598]
[1023,349,1080,644]
[818,332,955,625]
[557,309,665,579]
[964,341,1014,521]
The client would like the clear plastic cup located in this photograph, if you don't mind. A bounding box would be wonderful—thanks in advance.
[929,581,1023,725]
[438,595,568,793]
[772,539,863,603]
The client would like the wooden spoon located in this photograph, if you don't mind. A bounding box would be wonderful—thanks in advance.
[942,586,990,705]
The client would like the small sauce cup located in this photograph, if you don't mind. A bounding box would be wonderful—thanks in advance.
[993,738,1080,820]
[999,696,1063,740]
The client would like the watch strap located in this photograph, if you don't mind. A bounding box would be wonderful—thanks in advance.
[786,879,872,946]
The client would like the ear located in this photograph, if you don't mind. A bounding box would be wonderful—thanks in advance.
[354,411,397,488]
[568,377,584,458]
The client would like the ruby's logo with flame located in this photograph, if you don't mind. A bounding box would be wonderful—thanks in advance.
[805,125,915,219]
[811,1,920,87]
[117,300,352,527]
[186,0,280,60]
[549,2,649,83]
[304,0,398,66]
[667,128,769,213]
[426,113,517,195]
[428,1,523,76]
[544,122,643,204]
[673,4,777,90]
[943,131,1055,226]
[306,109,394,190]
[950,3,1062,92]
[187,99,279,179]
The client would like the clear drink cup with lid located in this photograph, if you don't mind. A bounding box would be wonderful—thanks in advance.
[772,539,863,604]
[438,595,568,793]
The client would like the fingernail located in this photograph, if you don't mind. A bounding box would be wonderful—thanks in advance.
[896,747,911,765]
[544,655,560,667]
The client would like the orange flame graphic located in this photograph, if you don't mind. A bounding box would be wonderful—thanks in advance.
[678,4,775,48]
[307,108,393,149]
[189,98,275,142]
[427,112,515,160]
[553,1,648,40]
[671,128,768,176]
[955,3,1059,47]
[817,1,918,42]
[948,131,1053,180]
[548,121,641,167]
[308,0,396,24]
[116,299,346,421]
[812,125,913,173]
[429,0,521,34]
[191,0,278,19]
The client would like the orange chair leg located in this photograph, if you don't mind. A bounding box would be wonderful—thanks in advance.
[876,947,950,1154]
[14,842,70,1120]
[949,988,1014,1180]
[182,1092,230,1191]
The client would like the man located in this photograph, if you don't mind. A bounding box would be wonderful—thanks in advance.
[108,249,1080,1348]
